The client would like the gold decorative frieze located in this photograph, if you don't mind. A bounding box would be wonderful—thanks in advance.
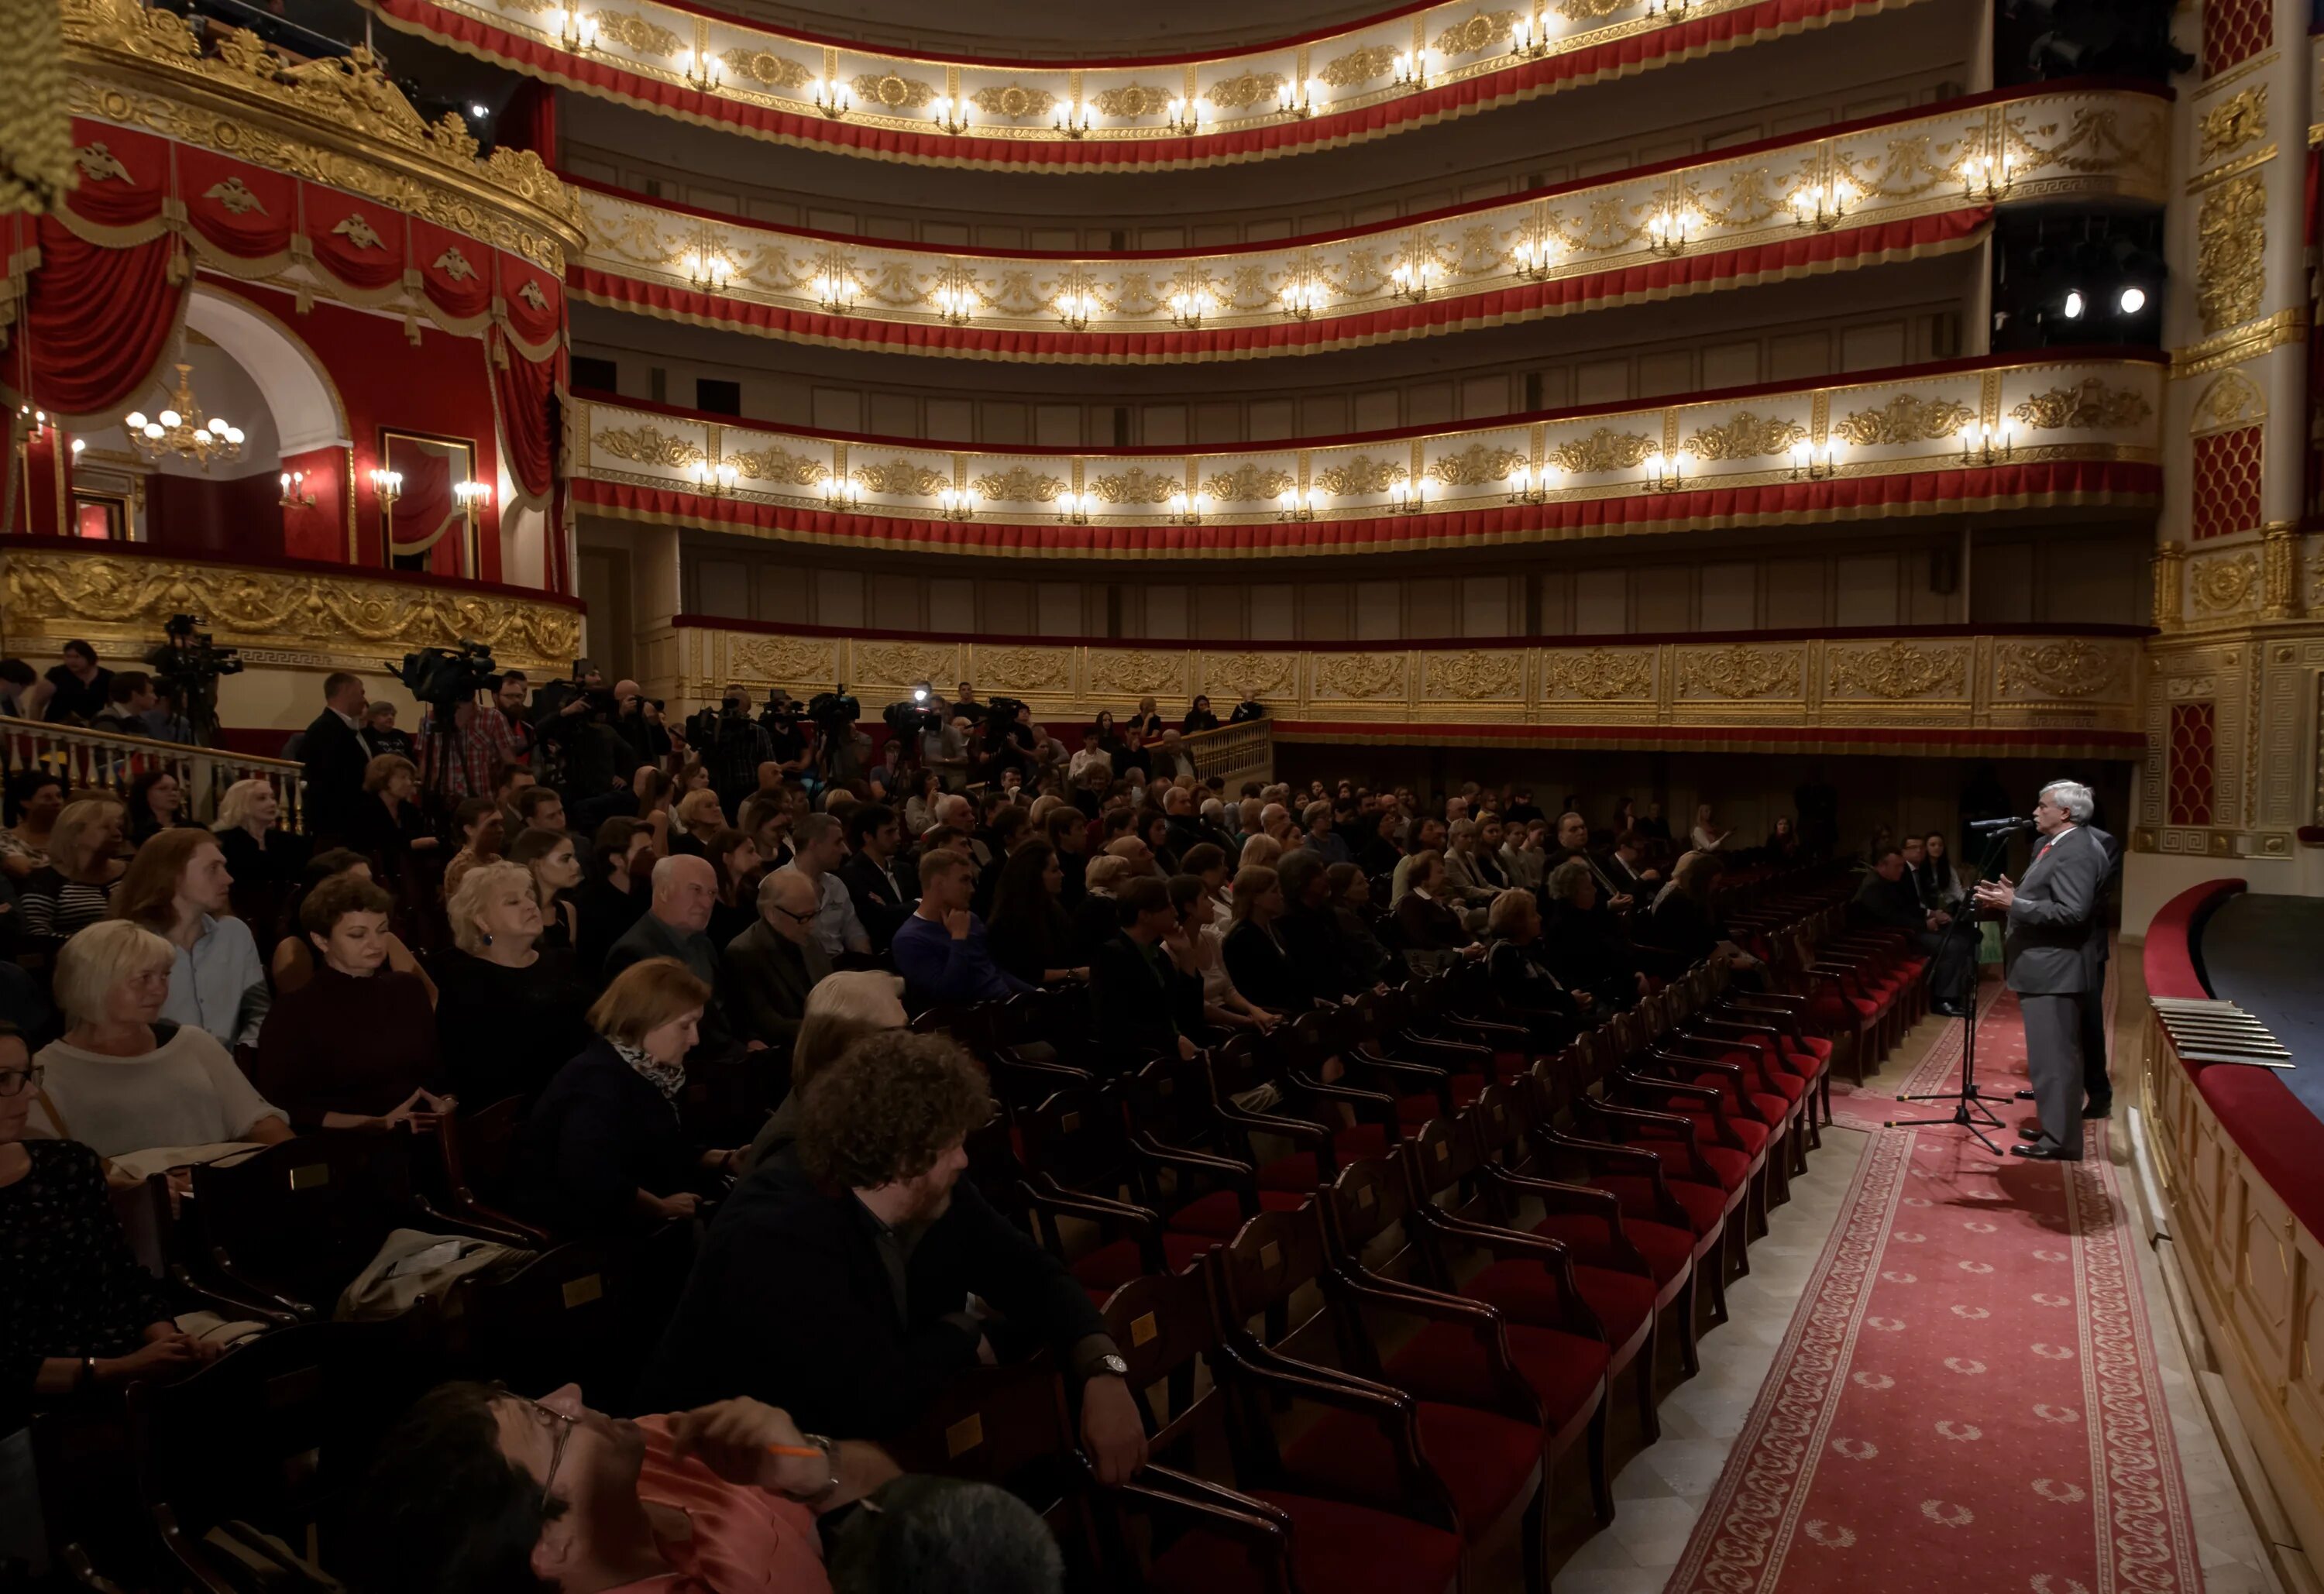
[61,0,585,268]
[564,84,2170,359]
[2009,380,2154,431]
[2197,85,2267,163]
[2171,307,2309,380]
[1683,411,1808,462]
[2196,172,2269,335]
[0,549,581,671]
[674,626,2140,752]
[1831,394,1975,447]
[2192,551,2263,618]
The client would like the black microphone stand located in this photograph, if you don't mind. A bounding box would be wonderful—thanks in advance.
[1884,825,2023,1153]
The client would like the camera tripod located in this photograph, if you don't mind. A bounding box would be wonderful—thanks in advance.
[1883,826,2020,1154]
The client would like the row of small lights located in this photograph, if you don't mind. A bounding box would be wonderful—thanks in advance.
[552,1,1710,134]
[679,153,2014,325]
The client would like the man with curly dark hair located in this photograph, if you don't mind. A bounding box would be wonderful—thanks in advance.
[639,1031,1148,1485]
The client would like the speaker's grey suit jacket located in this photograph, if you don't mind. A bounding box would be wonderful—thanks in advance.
[2001,825,2109,996]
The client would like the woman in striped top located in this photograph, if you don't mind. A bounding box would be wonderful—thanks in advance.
[18,798,128,960]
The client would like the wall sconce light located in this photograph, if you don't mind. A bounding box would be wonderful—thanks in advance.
[1512,230,1563,280]
[932,265,978,326]
[1276,486,1320,522]
[819,469,865,508]
[690,462,739,496]
[686,247,732,291]
[68,437,84,462]
[1642,450,1687,493]
[1167,288,1214,330]
[1055,280,1099,331]
[1788,440,1842,481]
[369,468,403,510]
[682,47,720,92]
[813,264,857,312]
[811,77,851,117]
[455,479,493,521]
[1275,78,1325,117]
[1960,150,2014,203]
[1165,488,1211,524]
[1644,0,1691,18]
[937,486,975,521]
[1958,422,2013,465]
[1645,202,1698,257]
[1060,490,1096,525]
[1392,50,1435,88]
[1391,479,1428,514]
[550,8,597,52]
[279,469,315,508]
[1278,273,1329,320]
[1389,258,1442,302]
[1165,97,1209,136]
[1789,176,1855,231]
[931,95,971,135]
[1511,9,1552,56]
[1054,102,1093,137]
[1505,463,1563,503]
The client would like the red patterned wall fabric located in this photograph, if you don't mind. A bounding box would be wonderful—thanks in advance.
[2167,703,2217,826]
[2191,424,2264,540]
[2202,0,2272,77]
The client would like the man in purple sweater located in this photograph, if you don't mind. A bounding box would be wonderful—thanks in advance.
[891,847,1032,1011]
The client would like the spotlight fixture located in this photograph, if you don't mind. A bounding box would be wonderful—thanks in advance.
[1788,440,1843,481]
[1275,486,1321,521]
[2061,289,2085,319]
[1642,450,1687,493]
[278,470,315,508]
[810,77,851,117]
[1165,488,1210,525]
[1958,422,2013,465]
[2117,285,2147,315]
[930,95,971,135]
[1505,463,1563,504]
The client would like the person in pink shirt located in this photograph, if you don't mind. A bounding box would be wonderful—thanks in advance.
[357,1383,895,1594]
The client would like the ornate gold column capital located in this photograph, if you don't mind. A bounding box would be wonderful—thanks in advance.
[2259,520,2303,620]
[2153,539,2186,631]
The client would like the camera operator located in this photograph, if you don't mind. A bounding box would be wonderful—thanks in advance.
[420,672,529,805]
[761,689,815,789]
[550,686,638,832]
[985,699,1037,785]
[612,678,678,769]
[689,682,777,814]
[144,615,242,746]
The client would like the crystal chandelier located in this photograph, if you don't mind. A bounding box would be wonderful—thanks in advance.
[125,365,244,470]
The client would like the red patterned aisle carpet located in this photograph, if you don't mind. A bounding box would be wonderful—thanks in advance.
[1664,982,2205,1594]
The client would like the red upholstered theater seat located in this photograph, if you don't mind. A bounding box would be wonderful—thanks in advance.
[1148,1489,1464,1594]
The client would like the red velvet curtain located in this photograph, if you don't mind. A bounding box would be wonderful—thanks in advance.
[504,80,559,164]
[490,327,558,507]
[11,218,183,423]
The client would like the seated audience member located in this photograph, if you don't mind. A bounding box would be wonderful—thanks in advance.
[490,761,535,841]
[1539,858,1645,1007]
[1394,849,1480,972]
[1298,802,1350,867]
[1181,693,1220,733]
[670,788,726,860]
[779,814,869,960]
[270,849,435,1001]
[1606,829,1659,895]
[516,957,744,1238]
[1071,852,1129,956]
[1,1020,220,1431]
[1766,814,1803,861]
[700,827,762,950]
[1092,877,1200,1063]
[95,671,166,738]
[1179,843,1232,928]
[723,869,831,1056]
[837,802,914,953]
[1388,817,1449,902]
[1497,815,1546,891]
[1165,874,1275,1035]
[740,795,794,876]
[1274,851,1360,1003]
[434,862,593,1108]
[1356,808,1404,878]
[1323,863,1400,988]
[124,768,190,847]
[1690,804,1734,853]
[985,841,1085,988]
[346,755,438,878]
[1222,864,1315,1014]
[1851,844,1948,950]
[641,1032,1148,1481]
[211,776,308,928]
[511,785,570,840]
[19,799,129,958]
[1236,833,1282,874]
[437,798,506,904]
[1483,889,1590,1044]
[256,874,449,1132]
[1919,830,1965,910]
[740,970,907,1173]
[507,826,585,953]
[358,700,415,764]
[29,921,291,1156]
[578,816,657,976]
[1460,816,1513,891]
[114,829,268,1051]
[900,768,944,839]
[890,848,1032,1010]
[1,770,64,881]
[1652,851,1761,981]
[354,1383,909,1594]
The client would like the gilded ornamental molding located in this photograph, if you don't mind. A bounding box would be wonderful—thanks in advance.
[362,0,1923,172]
[659,623,2144,755]
[566,84,2166,360]
[60,0,586,269]
[0,548,583,673]
[570,354,2165,557]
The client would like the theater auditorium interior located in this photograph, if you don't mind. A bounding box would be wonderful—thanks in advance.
[3,0,2323,1589]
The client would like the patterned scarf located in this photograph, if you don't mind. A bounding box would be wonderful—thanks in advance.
[612,1038,685,1107]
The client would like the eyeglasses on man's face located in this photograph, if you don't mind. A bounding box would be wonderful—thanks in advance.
[495,1385,579,1497]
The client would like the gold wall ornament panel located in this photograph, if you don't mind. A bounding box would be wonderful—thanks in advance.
[1316,455,1409,496]
[2008,379,2154,431]
[586,8,680,55]
[1550,427,1659,475]
[850,70,938,112]
[973,645,1073,695]
[1992,637,2126,699]
[2190,370,2266,433]
[851,457,947,497]
[2260,524,2304,620]
[1202,652,1298,700]
[2170,307,2309,380]
[1683,409,1809,461]
[851,641,961,689]
[1201,462,1296,503]
[1677,644,1803,700]
[1542,648,1655,702]
[728,635,837,685]
[727,445,824,486]
[1089,467,1183,505]
[1425,442,1525,488]
[1088,649,1189,699]
[1831,393,1977,447]
[0,550,581,670]
[720,48,815,91]
[593,424,704,469]
[1434,9,1521,57]
[60,0,584,264]
[971,465,1067,503]
[2196,172,2270,335]
[2197,85,2268,163]
[1315,43,1399,88]
[1824,641,1969,699]
[1311,652,1408,701]
[2192,551,2263,617]
[562,84,2168,360]
[1423,651,1525,700]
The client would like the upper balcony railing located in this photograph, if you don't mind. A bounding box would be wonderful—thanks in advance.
[566,82,2165,362]
[570,350,2164,561]
[361,0,1900,172]
[0,716,308,831]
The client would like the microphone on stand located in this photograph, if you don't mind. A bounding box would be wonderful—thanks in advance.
[1967,816,2035,835]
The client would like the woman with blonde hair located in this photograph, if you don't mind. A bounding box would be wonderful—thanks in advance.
[432,860,591,1106]
[19,798,129,959]
[29,919,290,1157]
[669,787,726,860]
[211,776,305,926]
[1223,864,1311,1012]
[738,970,906,1173]
[1237,833,1282,871]
[514,957,744,1237]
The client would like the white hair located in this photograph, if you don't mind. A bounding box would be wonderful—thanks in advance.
[2040,780,2095,823]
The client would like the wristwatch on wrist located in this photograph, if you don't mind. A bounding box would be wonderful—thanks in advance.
[79,1354,98,1391]
[782,1433,841,1505]
[1090,1353,1129,1379]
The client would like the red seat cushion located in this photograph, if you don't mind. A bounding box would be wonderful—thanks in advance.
[1531,1212,1693,1286]
[1148,1489,1463,1594]
[1466,1259,1657,1350]
[1628,1138,1751,1192]
[1596,1173,1728,1238]
[1257,1153,1323,1192]
[1396,1076,1487,1122]
[1387,1321,1607,1429]
[1648,1111,1770,1156]
[1285,1401,1538,1540]
[1071,1230,1215,1293]
[1169,1187,1308,1237]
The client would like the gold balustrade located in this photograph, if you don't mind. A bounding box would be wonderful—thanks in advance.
[1,715,306,830]
[1179,719,1272,788]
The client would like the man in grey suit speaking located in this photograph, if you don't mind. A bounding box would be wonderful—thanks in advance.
[1974,780,2109,1162]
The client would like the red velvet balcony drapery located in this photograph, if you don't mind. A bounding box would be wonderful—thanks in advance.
[1,215,187,426]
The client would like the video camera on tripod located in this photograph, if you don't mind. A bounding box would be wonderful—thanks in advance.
[146,613,242,744]
[387,639,500,709]
[882,682,947,740]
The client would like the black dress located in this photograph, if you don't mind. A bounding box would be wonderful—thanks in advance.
[1,1139,175,1430]
[218,826,310,946]
[514,1038,703,1238]
[431,949,595,1108]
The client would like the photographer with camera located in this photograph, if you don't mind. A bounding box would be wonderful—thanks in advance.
[146,613,243,747]
[686,682,777,816]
